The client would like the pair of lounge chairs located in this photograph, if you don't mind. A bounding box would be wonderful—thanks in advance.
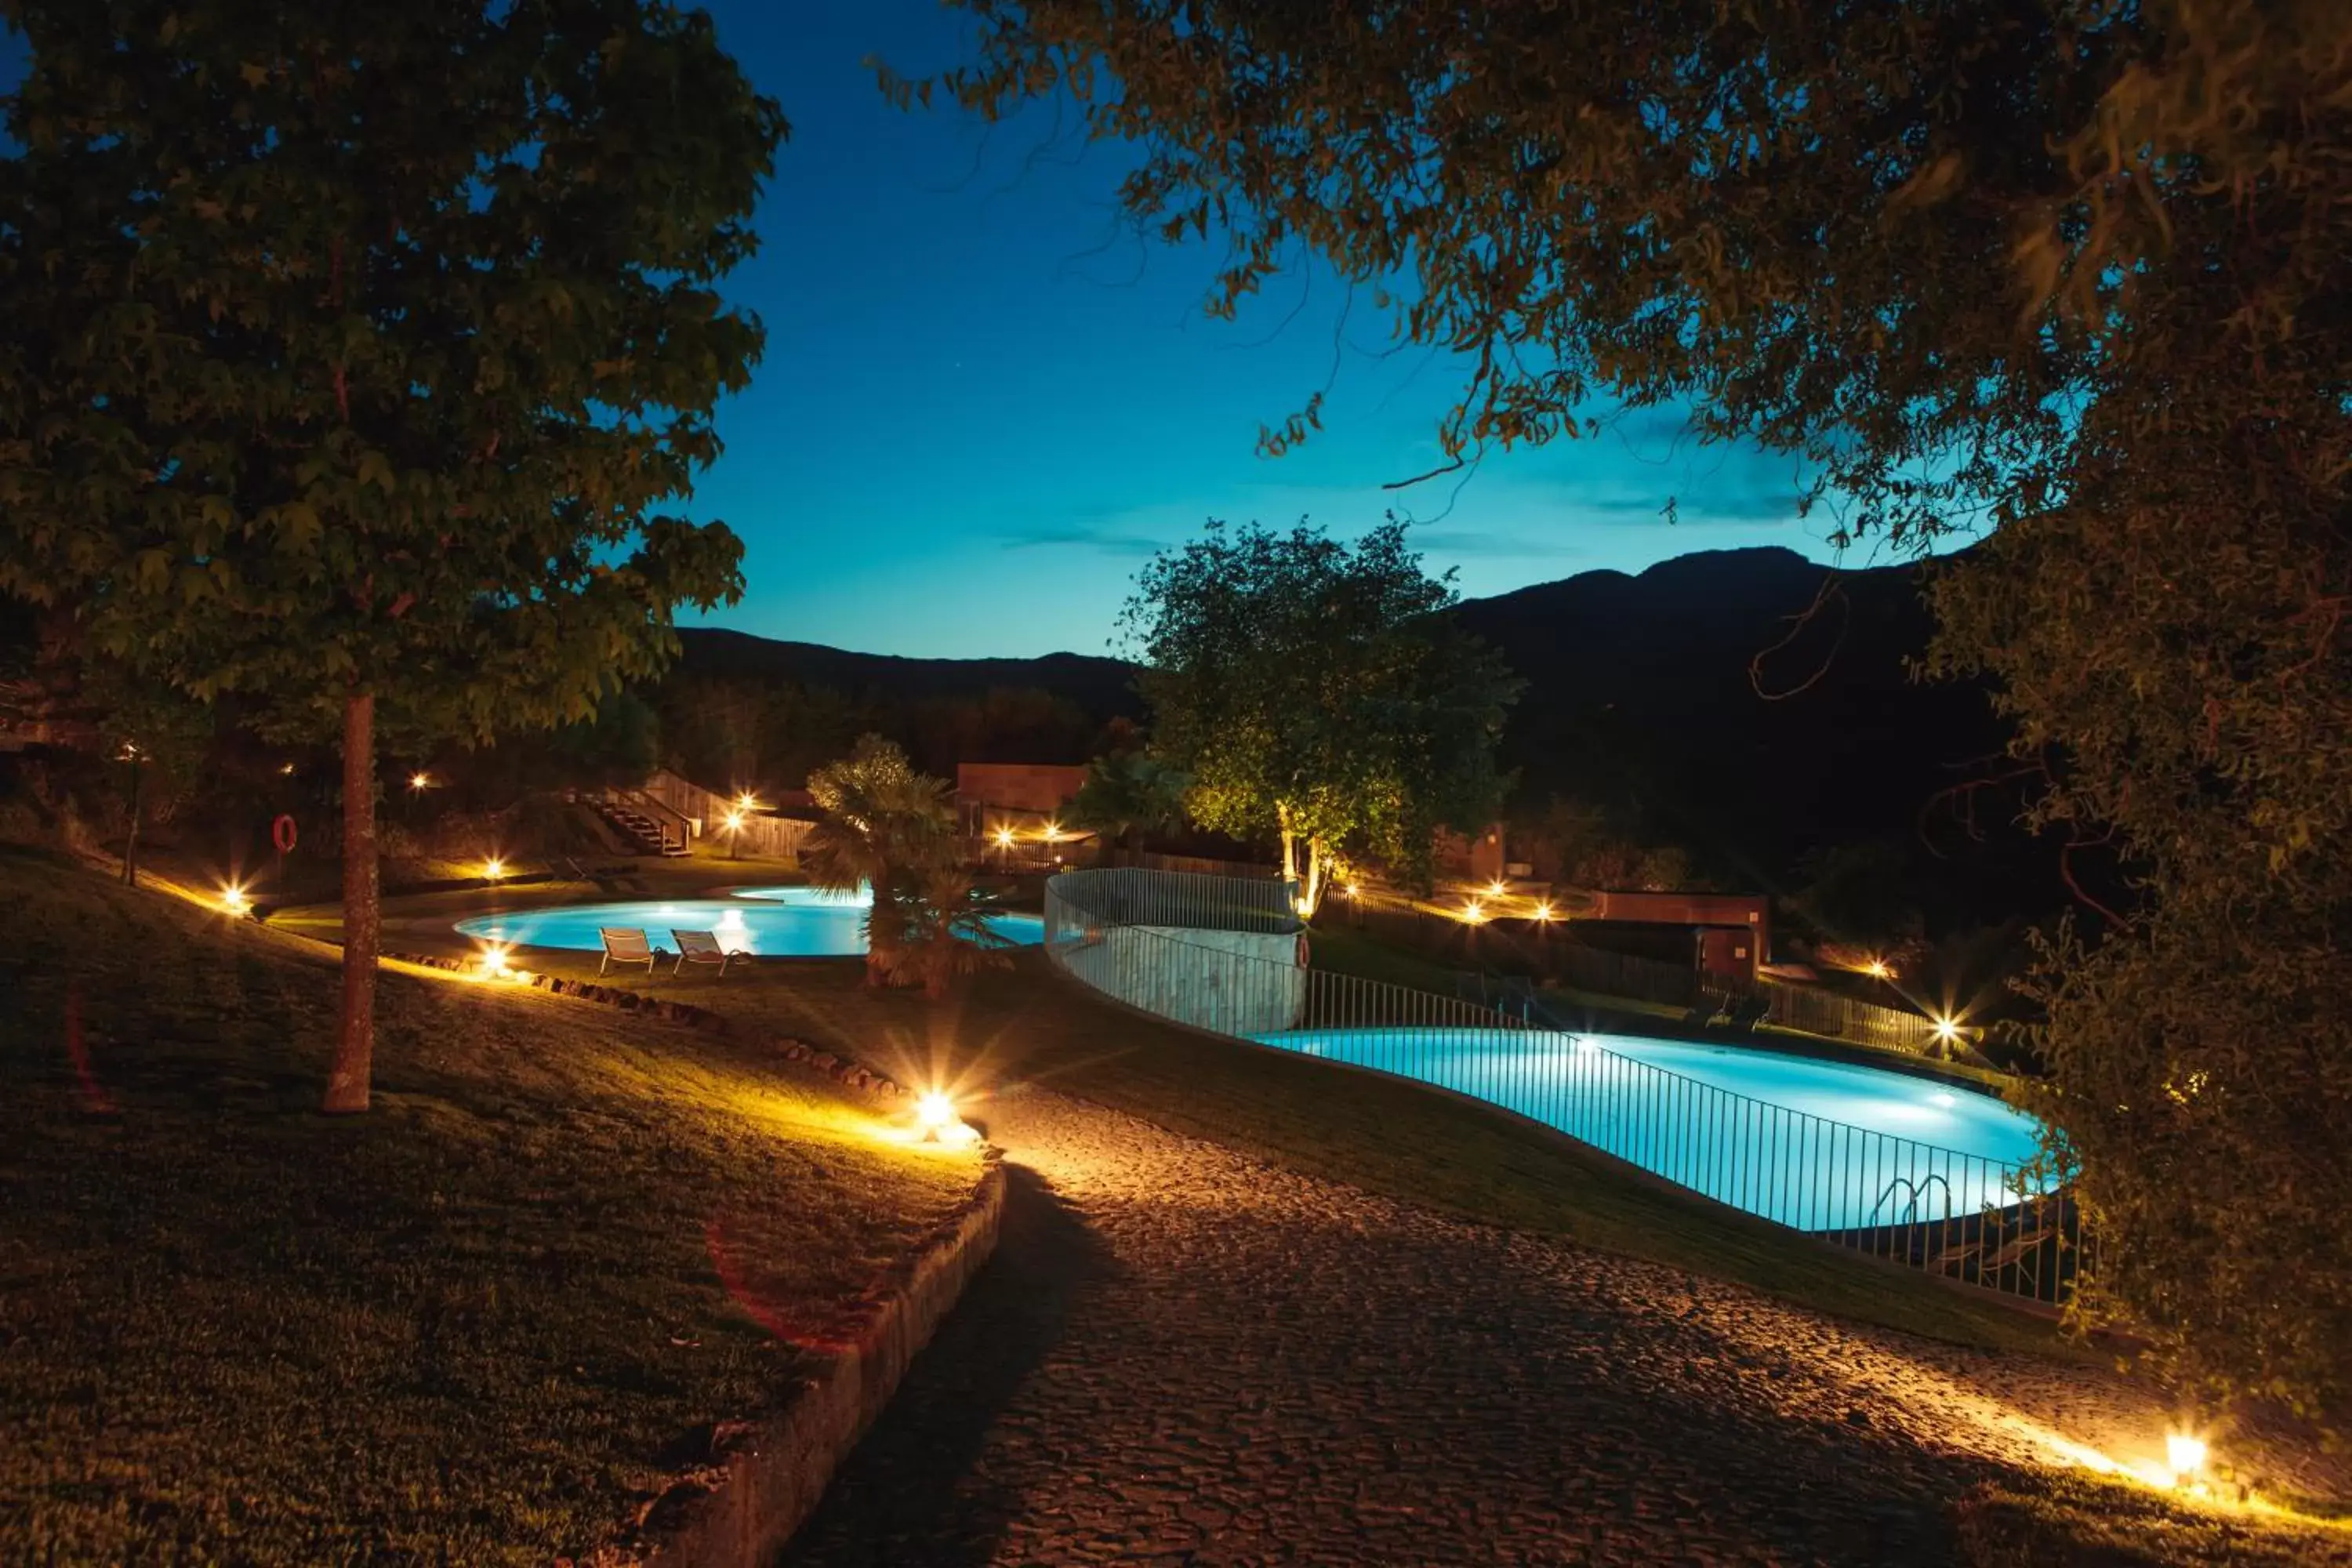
[598,926,747,978]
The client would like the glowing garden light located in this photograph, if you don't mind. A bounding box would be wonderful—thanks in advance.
[915,1091,956,1131]
[2164,1432,2209,1484]
[220,883,251,916]
[408,771,432,793]
[1487,877,1507,896]
[1042,821,1063,843]
[477,942,514,979]
[735,790,758,812]
[482,857,505,880]
[1344,881,1359,898]
[1933,1014,1962,1045]
[994,826,1016,848]
[1462,898,1487,924]
[1534,900,1554,922]
[1865,957,1892,978]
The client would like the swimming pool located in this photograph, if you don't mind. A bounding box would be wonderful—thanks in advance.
[1250,1025,2048,1234]
[454,886,1046,958]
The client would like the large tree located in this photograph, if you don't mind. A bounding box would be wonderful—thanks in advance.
[1123,518,1519,913]
[909,1,2352,1415]
[0,0,779,1110]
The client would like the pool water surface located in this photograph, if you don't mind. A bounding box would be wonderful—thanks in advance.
[1251,1025,2048,1233]
[455,885,1045,958]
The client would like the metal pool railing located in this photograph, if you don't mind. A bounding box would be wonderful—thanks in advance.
[1044,868,2087,1308]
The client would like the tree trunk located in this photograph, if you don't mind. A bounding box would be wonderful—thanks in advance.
[322,691,379,1114]
[1298,842,1328,920]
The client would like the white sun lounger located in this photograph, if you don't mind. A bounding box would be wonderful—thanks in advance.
[670,928,746,977]
[598,927,658,977]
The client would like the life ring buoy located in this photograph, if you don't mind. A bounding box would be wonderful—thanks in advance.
[1295,932,1311,968]
[272,814,298,854]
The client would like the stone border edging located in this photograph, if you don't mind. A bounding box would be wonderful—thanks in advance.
[383,951,910,1099]
[598,1153,1009,1567]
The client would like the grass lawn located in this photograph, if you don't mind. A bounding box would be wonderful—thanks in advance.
[343,884,2078,1362]
[0,847,982,1565]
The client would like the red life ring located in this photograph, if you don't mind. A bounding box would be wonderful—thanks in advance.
[272,814,298,854]
[1295,932,1311,968]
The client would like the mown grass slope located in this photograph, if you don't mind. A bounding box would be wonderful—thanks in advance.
[0,847,979,1565]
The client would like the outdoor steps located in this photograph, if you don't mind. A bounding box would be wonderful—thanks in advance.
[595,803,689,857]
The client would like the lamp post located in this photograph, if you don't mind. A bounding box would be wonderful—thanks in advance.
[724,808,746,861]
[118,741,144,887]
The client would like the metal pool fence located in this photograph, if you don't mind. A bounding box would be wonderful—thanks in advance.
[1044,868,2086,1308]
[1346,898,1947,1055]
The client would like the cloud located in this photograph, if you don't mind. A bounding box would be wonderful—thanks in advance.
[998,521,1173,556]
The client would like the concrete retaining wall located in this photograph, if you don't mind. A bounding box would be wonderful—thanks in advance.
[1057,923,1306,1036]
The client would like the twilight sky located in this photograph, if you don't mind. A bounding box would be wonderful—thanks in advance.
[0,6,1928,660]
[686,0,1915,659]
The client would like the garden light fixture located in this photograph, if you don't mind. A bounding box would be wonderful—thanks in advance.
[220,884,250,916]
[482,857,505,880]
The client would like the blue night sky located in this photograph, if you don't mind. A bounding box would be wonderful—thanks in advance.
[0,5,1935,659]
[687,1,1927,659]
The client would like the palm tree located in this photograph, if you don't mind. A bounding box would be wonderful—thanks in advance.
[801,735,955,984]
[874,865,1018,1000]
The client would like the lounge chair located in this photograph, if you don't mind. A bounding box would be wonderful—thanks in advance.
[670,928,746,977]
[599,927,658,977]
[1681,989,1728,1027]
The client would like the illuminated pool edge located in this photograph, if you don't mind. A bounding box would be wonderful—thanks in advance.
[453,894,1045,959]
[1245,1025,2051,1236]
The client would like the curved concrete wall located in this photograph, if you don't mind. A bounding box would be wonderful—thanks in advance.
[1052,921,1307,1036]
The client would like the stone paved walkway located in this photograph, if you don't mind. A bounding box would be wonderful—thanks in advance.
[783,1086,2333,1566]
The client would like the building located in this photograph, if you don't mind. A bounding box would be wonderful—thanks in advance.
[955,761,1088,836]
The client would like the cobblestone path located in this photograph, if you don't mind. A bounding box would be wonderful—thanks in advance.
[782,1087,2329,1566]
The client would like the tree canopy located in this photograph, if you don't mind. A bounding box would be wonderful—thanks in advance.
[909,2,2352,1417]
[0,0,781,1109]
[1123,517,1519,911]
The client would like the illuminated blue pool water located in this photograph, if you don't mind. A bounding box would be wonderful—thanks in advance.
[454,886,1044,958]
[1250,1026,2049,1232]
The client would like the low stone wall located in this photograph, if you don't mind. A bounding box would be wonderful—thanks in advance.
[619,1156,1006,1566]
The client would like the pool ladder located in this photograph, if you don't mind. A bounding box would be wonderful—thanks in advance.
[1868,1173,1954,1226]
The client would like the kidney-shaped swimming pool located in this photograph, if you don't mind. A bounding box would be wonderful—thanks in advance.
[1252,1025,2049,1234]
[453,885,1045,959]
